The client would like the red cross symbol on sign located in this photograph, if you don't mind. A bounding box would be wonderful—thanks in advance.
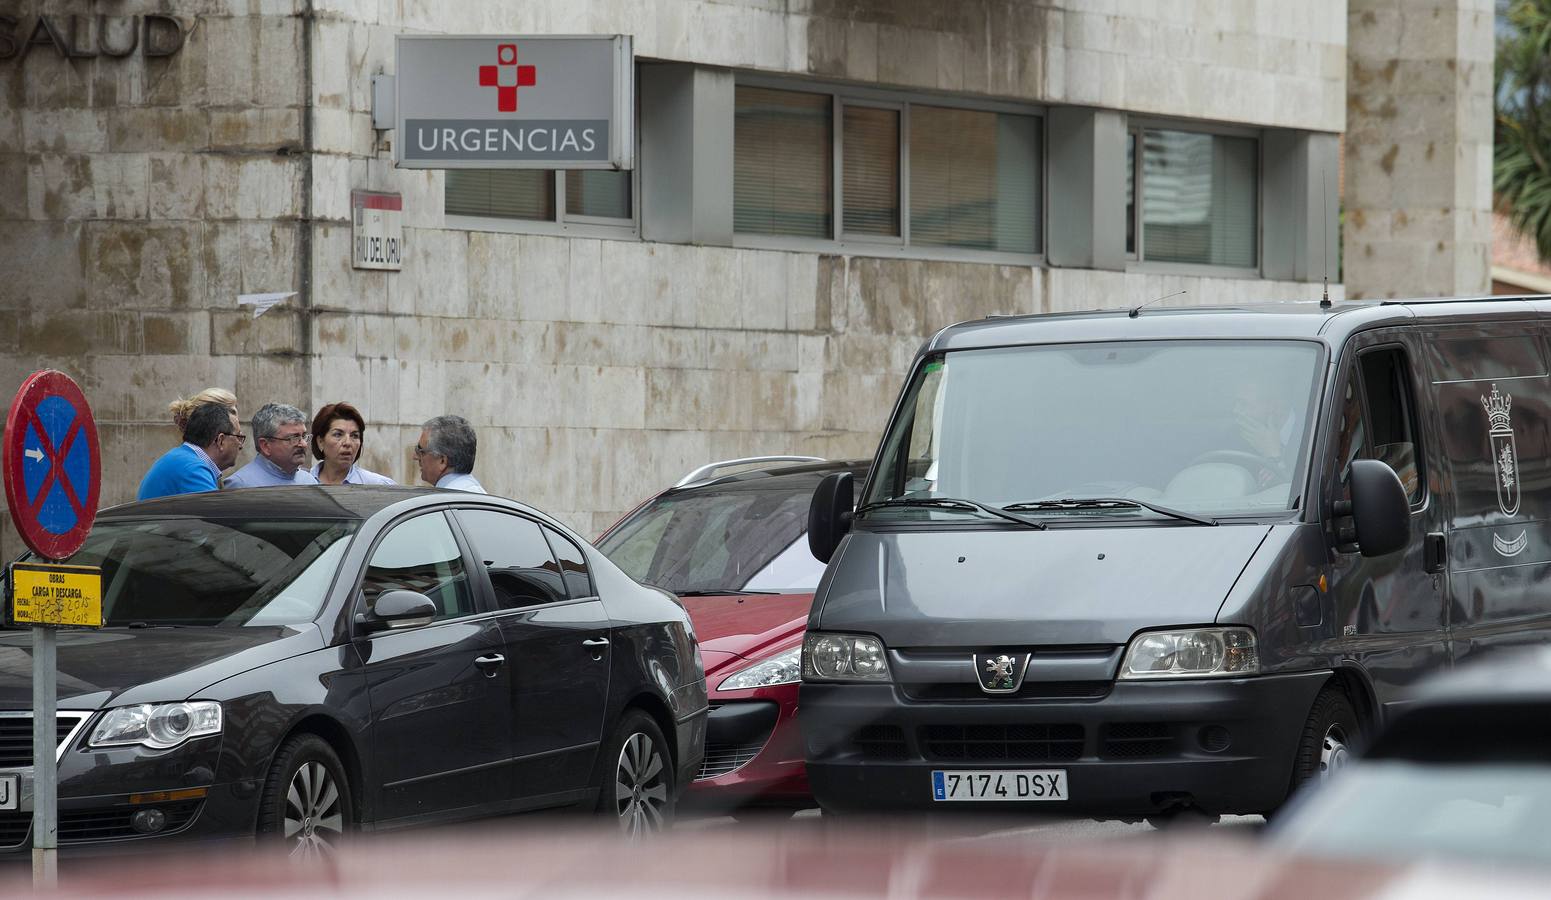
[478,43,536,113]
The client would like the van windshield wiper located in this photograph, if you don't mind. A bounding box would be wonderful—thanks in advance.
[1002,497,1217,526]
[854,497,1046,530]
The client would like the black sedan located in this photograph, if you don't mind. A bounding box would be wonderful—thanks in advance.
[0,486,708,856]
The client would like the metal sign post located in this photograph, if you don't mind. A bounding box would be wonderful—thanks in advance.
[3,371,103,888]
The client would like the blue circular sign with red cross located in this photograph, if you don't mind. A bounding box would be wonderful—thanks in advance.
[4,371,101,561]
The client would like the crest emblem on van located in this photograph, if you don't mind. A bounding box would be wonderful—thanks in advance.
[1483,384,1528,557]
[974,652,1030,694]
[1483,385,1521,517]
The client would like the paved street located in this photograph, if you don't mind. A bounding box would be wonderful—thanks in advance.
[684,809,1266,842]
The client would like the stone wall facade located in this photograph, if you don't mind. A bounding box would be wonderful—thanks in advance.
[4,0,1357,561]
[1343,0,1494,299]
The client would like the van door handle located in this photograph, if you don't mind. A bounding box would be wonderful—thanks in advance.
[474,653,506,676]
[1424,533,1447,574]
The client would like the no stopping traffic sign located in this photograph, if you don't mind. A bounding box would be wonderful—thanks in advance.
[3,371,101,561]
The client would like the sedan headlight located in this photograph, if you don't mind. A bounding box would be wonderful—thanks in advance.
[718,647,802,691]
[89,702,223,750]
[802,632,890,682]
[1119,627,1258,679]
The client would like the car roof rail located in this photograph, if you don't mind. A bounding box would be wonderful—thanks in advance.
[673,456,825,488]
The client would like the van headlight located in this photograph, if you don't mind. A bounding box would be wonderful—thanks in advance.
[89,702,223,750]
[802,632,891,682]
[1118,627,1258,679]
[719,647,803,690]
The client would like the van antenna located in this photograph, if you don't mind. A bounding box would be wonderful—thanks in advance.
[1129,289,1187,318]
[1320,165,1332,309]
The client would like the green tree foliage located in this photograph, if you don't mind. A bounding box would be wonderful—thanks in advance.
[1496,0,1551,261]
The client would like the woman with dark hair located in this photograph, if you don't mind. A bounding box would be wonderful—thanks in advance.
[310,401,396,485]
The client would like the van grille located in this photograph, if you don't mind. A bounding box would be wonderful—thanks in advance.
[853,725,908,761]
[0,712,91,767]
[921,724,1083,763]
[900,682,1111,702]
[1101,722,1173,759]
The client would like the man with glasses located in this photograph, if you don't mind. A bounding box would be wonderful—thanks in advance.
[138,402,247,500]
[414,414,486,493]
[225,403,321,489]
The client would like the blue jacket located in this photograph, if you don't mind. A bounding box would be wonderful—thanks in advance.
[137,444,221,501]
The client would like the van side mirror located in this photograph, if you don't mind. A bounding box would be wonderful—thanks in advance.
[357,590,437,633]
[808,472,855,564]
[1338,459,1410,557]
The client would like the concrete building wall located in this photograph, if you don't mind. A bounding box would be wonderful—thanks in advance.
[4,0,1350,561]
[1343,0,1494,299]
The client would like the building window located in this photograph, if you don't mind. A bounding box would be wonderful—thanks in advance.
[734,82,1042,258]
[910,105,1040,254]
[446,169,633,230]
[1130,128,1258,269]
[734,86,833,238]
[842,104,901,239]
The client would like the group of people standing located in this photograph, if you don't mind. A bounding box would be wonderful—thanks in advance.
[136,388,486,500]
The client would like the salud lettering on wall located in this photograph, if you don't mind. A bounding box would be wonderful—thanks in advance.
[0,14,188,60]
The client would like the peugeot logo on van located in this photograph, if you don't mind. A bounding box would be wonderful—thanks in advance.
[974,652,1031,693]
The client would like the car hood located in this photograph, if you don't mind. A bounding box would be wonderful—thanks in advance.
[682,593,813,660]
[0,626,325,709]
[814,524,1270,646]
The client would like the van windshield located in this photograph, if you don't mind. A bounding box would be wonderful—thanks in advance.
[864,340,1322,521]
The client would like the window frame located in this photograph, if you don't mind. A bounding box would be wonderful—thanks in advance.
[1125,116,1264,278]
[443,81,641,241]
[1355,343,1430,511]
[450,508,589,612]
[351,508,490,628]
[733,73,1047,266]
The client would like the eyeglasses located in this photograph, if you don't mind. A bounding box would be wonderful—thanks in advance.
[220,431,249,447]
[414,445,443,458]
[262,433,309,446]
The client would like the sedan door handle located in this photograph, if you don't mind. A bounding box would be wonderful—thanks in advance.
[581,638,611,648]
[474,653,506,676]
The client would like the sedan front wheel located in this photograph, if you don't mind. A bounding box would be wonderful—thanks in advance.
[257,734,353,860]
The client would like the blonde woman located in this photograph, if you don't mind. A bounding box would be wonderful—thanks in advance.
[169,388,238,437]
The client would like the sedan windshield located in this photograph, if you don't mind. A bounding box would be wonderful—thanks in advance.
[19,518,358,627]
[864,340,1322,520]
[598,487,825,595]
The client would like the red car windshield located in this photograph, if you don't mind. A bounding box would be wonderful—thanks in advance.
[599,487,823,595]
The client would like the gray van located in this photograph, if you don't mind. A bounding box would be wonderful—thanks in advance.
[800,298,1551,820]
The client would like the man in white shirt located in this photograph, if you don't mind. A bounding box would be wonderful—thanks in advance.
[226,403,320,489]
[415,414,487,494]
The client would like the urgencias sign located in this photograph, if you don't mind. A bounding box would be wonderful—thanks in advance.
[0,14,189,60]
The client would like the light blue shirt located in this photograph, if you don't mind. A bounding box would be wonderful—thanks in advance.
[436,472,487,494]
[225,453,320,489]
[311,462,396,485]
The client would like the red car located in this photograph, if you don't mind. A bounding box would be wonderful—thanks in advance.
[597,457,867,817]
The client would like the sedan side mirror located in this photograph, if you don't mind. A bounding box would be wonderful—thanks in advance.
[1343,459,1410,557]
[808,472,854,564]
[357,590,437,633]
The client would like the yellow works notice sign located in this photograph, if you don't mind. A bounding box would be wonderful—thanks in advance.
[9,562,103,628]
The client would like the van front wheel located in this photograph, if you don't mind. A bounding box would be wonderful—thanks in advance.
[1289,685,1360,794]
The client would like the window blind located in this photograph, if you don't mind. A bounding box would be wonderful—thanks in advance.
[566,170,631,220]
[842,106,899,237]
[734,86,832,237]
[445,169,555,221]
[909,106,1039,253]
